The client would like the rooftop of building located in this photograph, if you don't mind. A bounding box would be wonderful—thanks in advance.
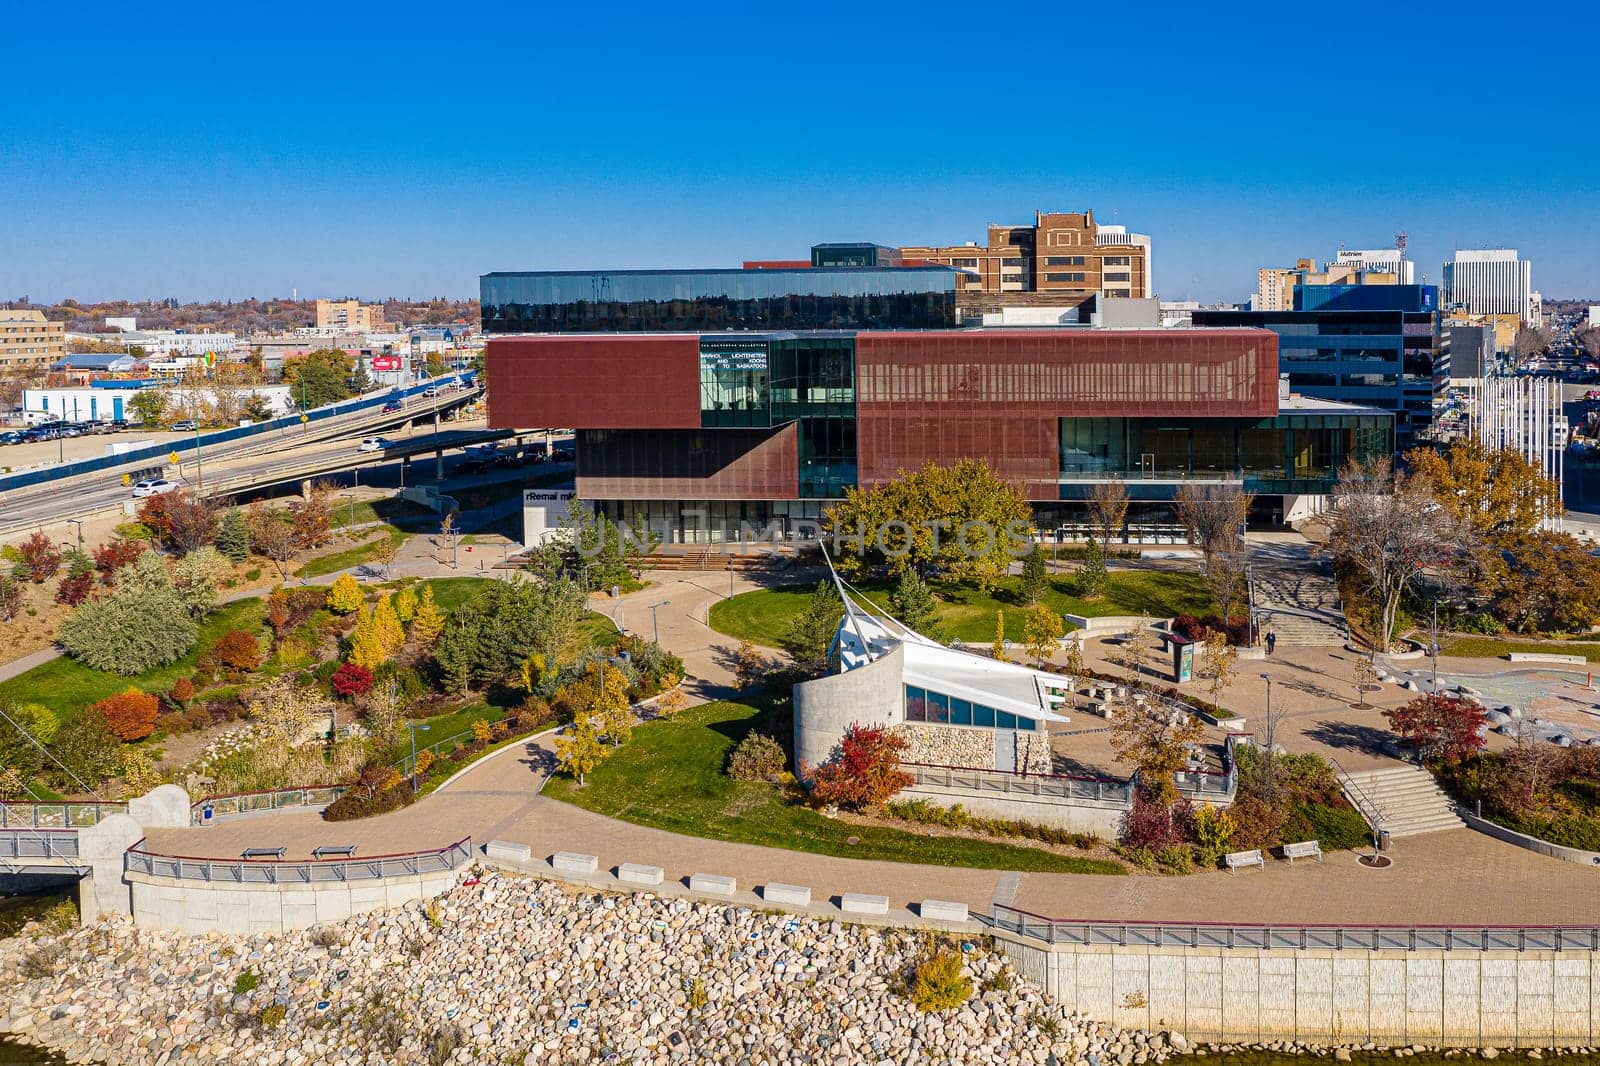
[0,309,52,324]
[480,265,962,279]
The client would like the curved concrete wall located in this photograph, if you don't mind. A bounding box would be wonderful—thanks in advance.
[793,644,904,777]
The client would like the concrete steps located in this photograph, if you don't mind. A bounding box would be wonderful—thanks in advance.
[1337,765,1465,838]
[1251,551,1347,647]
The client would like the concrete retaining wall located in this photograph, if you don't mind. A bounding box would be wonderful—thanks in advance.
[898,783,1124,837]
[1462,811,1600,868]
[1000,939,1600,1047]
[126,869,460,934]
[793,644,904,775]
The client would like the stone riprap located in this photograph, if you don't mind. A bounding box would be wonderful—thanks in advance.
[0,871,1172,1065]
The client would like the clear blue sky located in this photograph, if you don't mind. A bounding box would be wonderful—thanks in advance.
[4,0,1595,304]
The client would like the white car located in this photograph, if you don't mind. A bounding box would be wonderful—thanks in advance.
[357,437,391,453]
[131,478,179,498]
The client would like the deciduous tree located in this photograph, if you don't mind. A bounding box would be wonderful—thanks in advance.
[804,723,912,811]
[1405,439,1562,536]
[248,676,327,749]
[289,486,333,550]
[554,714,606,785]
[411,583,445,644]
[1199,628,1236,707]
[1087,480,1129,546]
[247,504,296,579]
[1322,458,1472,653]
[171,546,228,616]
[1384,693,1486,764]
[1473,530,1600,634]
[1109,701,1206,809]
[991,610,1006,661]
[325,573,363,615]
[1022,604,1064,667]
[1175,483,1252,618]
[48,707,122,790]
[15,533,61,583]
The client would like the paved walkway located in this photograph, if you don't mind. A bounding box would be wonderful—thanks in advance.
[139,724,1600,927]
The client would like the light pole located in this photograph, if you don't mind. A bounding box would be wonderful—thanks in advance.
[1258,672,1277,797]
[1429,598,1441,693]
[189,396,203,491]
[341,492,356,534]
[649,600,671,645]
[66,518,82,551]
[407,722,431,794]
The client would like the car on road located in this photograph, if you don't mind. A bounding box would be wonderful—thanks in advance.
[0,431,22,445]
[131,478,180,498]
[170,419,198,432]
[421,386,441,397]
[381,401,405,413]
[357,437,392,452]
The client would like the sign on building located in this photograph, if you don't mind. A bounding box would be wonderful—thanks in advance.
[523,489,577,546]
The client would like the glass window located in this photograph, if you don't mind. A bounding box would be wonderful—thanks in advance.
[996,711,1016,730]
[905,686,926,721]
[972,703,995,728]
[926,690,950,724]
[950,698,972,726]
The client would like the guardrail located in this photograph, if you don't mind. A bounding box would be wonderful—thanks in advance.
[904,762,1133,805]
[189,786,347,825]
[0,801,127,828]
[124,836,472,884]
[984,904,1600,953]
[0,373,475,494]
[0,828,84,865]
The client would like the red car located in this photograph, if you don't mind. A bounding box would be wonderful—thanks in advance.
[382,401,404,413]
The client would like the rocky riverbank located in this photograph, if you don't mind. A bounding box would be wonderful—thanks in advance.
[0,870,1175,1065]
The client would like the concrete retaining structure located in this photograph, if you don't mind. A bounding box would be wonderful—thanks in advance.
[897,781,1125,837]
[126,869,461,934]
[999,939,1600,1047]
[1462,810,1600,868]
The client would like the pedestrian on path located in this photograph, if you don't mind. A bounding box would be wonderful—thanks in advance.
[1266,631,1277,656]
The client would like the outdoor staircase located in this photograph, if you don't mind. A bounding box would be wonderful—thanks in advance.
[1336,764,1466,839]
[1250,543,1347,647]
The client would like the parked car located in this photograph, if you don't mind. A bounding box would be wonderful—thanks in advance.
[170,419,198,432]
[131,478,180,498]
[61,424,84,438]
[357,437,391,453]
[0,431,22,445]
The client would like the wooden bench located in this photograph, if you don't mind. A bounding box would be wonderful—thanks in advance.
[312,845,357,859]
[242,847,286,859]
[1224,849,1264,872]
[1281,840,1322,863]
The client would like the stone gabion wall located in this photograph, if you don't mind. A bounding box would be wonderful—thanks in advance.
[896,722,1052,774]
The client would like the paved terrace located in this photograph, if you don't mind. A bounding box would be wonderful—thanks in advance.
[130,567,1600,928]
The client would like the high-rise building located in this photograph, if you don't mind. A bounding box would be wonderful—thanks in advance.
[1442,250,1533,321]
[1332,249,1414,284]
[314,298,387,333]
[898,210,1151,302]
[0,309,66,370]
[1254,255,1402,311]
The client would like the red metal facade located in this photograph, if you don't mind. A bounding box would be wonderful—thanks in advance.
[576,426,799,500]
[853,329,1277,501]
[486,335,702,430]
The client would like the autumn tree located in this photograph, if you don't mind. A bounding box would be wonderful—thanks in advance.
[162,491,216,554]
[1405,439,1562,536]
[1175,483,1251,618]
[804,723,913,811]
[1087,480,1129,545]
[781,581,841,676]
[1474,530,1600,634]
[372,592,405,655]
[1199,629,1236,707]
[15,533,61,583]
[289,486,333,550]
[1061,640,1086,709]
[888,567,945,642]
[991,610,1006,661]
[1322,457,1472,653]
[1511,325,1554,361]
[1384,693,1487,764]
[326,573,363,615]
[249,676,327,749]
[247,504,296,579]
[554,714,606,785]
[1109,701,1206,809]
[1022,604,1064,667]
[89,688,160,742]
[1352,655,1380,709]
[346,607,387,670]
[411,583,445,644]
[655,682,688,719]
[331,661,374,700]
[282,348,355,408]
[823,458,1031,591]
[393,585,418,624]
[733,639,772,690]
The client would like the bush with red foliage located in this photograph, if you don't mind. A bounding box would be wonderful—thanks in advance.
[804,723,913,811]
[16,532,62,583]
[171,677,195,705]
[91,688,162,742]
[1197,614,1252,646]
[1119,786,1196,849]
[55,571,95,606]
[93,538,145,583]
[1170,614,1205,641]
[1384,693,1487,764]
[197,630,261,680]
[331,661,374,699]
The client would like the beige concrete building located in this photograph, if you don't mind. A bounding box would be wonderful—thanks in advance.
[901,209,1152,302]
[0,308,66,369]
[1254,257,1400,311]
[314,298,386,332]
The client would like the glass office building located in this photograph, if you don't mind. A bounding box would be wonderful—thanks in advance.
[481,267,959,334]
[1195,285,1441,440]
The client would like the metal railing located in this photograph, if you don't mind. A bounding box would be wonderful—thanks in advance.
[124,836,472,884]
[0,828,84,865]
[905,762,1133,805]
[985,904,1600,953]
[0,801,126,828]
[1330,755,1388,833]
[189,786,347,825]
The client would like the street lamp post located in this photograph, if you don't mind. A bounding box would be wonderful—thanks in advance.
[649,600,671,645]
[407,722,431,794]
[66,518,83,551]
[341,492,355,534]
[1258,672,1278,797]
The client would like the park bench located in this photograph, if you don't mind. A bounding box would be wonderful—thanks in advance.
[1224,849,1265,872]
[1282,840,1323,864]
[242,847,286,860]
[312,845,357,859]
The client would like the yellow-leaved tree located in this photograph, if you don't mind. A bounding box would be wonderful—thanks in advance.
[347,607,387,670]
[325,573,363,615]
[372,593,405,655]
[554,715,606,785]
[411,584,445,645]
[1021,603,1064,667]
[393,585,418,624]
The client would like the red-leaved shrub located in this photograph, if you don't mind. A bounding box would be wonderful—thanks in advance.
[55,571,95,606]
[91,688,162,742]
[804,723,912,811]
[17,532,62,583]
[93,539,145,583]
[331,661,374,699]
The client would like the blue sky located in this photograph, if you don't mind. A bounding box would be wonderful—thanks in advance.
[3,0,1595,304]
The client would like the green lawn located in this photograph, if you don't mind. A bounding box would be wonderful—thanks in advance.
[543,697,1125,874]
[296,527,409,578]
[0,597,267,722]
[1438,636,1600,664]
[709,570,1213,647]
